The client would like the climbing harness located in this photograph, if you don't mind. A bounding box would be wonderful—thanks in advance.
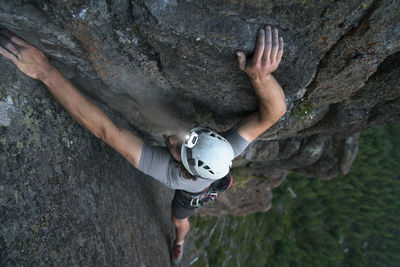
[184,173,233,208]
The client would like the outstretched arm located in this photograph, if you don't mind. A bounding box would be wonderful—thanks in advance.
[0,29,143,168]
[235,26,286,142]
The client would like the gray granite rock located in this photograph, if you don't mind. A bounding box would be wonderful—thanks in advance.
[2,0,399,177]
[0,61,174,266]
[1,0,400,263]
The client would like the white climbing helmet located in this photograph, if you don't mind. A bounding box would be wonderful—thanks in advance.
[181,127,234,180]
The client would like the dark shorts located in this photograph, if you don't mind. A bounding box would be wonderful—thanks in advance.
[171,190,196,219]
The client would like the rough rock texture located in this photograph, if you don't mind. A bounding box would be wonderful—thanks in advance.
[0,0,399,264]
[197,169,287,216]
[0,69,177,265]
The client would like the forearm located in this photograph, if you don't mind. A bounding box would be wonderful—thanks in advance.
[40,67,116,140]
[0,29,145,168]
[250,74,286,123]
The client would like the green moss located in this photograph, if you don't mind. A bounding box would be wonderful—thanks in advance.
[291,100,313,118]
[229,175,252,192]
[194,103,214,126]
[229,172,265,192]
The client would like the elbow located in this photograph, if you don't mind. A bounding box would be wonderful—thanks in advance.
[278,103,287,120]
[96,125,116,143]
[271,102,287,124]
[99,126,124,144]
[95,127,107,141]
[259,108,286,127]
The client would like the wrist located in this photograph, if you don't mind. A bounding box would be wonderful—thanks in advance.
[249,74,273,86]
[38,65,57,83]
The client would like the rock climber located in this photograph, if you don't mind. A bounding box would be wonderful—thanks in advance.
[0,25,286,266]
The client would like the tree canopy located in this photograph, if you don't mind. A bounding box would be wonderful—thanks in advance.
[191,123,400,267]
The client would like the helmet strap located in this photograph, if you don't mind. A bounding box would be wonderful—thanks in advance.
[184,146,199,177]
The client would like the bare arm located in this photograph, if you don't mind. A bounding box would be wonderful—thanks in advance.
[235,26,287,142]
[0,29,143,168]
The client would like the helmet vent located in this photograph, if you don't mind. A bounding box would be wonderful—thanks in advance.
[188,159,196,166]
[210,133,216,137]
[197,160,204,167]
[217,136,222,140]
[203,165,210,170]
[209,171,214,174]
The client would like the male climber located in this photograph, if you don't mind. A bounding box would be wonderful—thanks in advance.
[0,26,286,266]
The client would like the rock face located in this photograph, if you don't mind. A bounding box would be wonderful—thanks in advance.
[0,0,399,263]
[2,0,397,178]
[0,70,175,265]
[197,169,287,216]
[0,73,173,266]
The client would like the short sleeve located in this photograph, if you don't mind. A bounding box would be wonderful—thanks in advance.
[138,143,214,192]
[221,128,250,158]
[138,144,174,187]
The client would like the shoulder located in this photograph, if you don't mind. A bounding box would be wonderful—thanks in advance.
[139,144,171,166]
[138,144,175,181]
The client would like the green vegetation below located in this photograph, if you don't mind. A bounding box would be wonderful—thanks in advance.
[190,123,400,266]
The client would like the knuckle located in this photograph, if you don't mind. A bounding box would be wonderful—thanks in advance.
[254,61,262,68]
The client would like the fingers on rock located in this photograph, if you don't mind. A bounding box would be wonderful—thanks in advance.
[0,46,18,62]
[236,51,246,70]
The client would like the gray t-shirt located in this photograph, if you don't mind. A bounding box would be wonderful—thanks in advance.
[138,129,250,193]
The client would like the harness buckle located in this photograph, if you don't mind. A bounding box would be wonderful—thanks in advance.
[209,192,218,201]
[190,198,202,208]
